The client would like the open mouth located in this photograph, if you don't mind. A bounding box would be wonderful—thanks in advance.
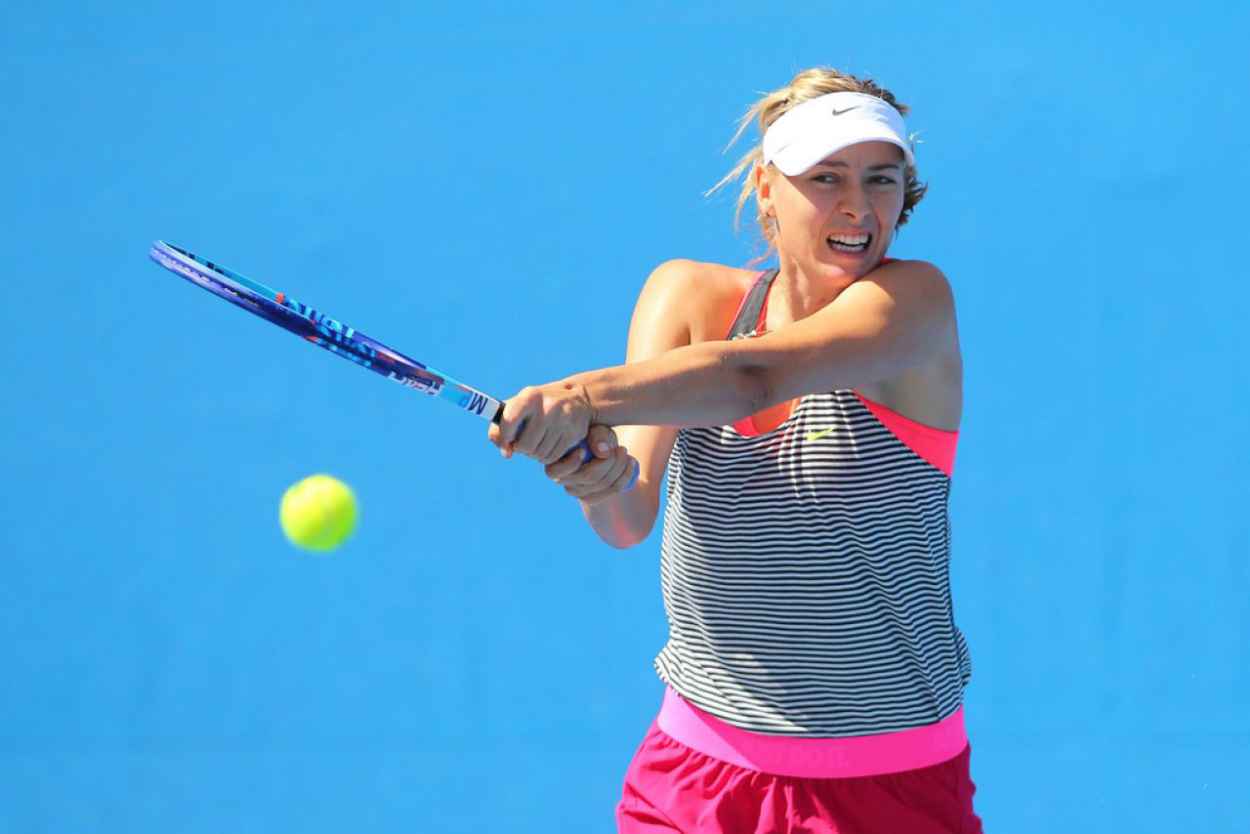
[826,232,871,254]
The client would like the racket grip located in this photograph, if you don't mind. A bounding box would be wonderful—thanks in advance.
[626,458,640,491]
[575,439,593,463]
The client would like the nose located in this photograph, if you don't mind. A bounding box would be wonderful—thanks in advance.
[836,181,871,222]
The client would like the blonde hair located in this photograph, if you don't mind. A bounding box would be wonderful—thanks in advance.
[708,68,928,253]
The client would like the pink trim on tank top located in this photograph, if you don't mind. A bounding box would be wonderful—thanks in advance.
[854,392,958,477]
[657,685,969,778]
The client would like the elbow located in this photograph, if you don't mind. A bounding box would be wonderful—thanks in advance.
[601,521,652,550]
[587,494,657,550]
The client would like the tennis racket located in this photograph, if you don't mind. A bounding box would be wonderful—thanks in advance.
[149,241,636,488]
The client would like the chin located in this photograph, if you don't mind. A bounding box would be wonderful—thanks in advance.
[817,251,880,280]
[818,239,885,273]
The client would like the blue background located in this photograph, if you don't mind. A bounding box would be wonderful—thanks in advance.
[2,1,1247,831]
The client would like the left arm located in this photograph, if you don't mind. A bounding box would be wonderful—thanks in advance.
[496,261,955,460]
[727,259,956,408]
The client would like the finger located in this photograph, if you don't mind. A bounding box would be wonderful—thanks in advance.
[564,481,595,499]
[564,439,593,468]
[572,452,629,499]
[532,428,565,465]
[565,462,607,490]
[586,425,618,459]
[572,488,614,506]
[557,425,595,462]
[578,483,618,504]
[565,449,622,493]
[487,422,513,459]
[498,400,525,448]
[609,455,639,492]
[546,446,587,481]
[606,447,640,491]
[544,432,590,468]
[514,417,548,459]
[581,452,624,487]
[563,458,608,492]
[558,428,588,468]
[569,464,623,501]
[557,463,595,488]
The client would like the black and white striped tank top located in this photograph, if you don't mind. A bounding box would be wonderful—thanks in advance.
[653,269,973,737]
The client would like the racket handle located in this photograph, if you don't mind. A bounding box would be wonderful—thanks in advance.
[504,418,638,492]
[573,438,593,463]
[625,458,641,491]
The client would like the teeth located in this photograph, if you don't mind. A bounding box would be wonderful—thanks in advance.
[828,233,870,245]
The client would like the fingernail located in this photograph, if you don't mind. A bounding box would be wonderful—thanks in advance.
[597,442,609,453]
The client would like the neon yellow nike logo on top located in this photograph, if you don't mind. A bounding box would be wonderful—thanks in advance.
[805,427,836,442]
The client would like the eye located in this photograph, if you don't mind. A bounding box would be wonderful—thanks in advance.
[811,173,839,185]
[870,175,897,185]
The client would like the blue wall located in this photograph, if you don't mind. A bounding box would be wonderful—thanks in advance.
[2,2,1247,830]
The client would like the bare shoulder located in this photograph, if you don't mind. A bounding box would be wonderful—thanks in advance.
[854,258,963,430]
[864,258,954,302]
[637,259,760,345]
[639,258,755,301]
[858,258,957,341]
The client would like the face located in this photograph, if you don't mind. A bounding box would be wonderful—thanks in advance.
[756,141,906,280]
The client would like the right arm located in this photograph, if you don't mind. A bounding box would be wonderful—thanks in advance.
[563,260,697,549]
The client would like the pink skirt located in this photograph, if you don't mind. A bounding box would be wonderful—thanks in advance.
[616,688,983,833]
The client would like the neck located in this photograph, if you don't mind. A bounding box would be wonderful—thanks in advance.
[768,257,861,326]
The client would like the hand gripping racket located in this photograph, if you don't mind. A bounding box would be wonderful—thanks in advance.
[148,241,637,490]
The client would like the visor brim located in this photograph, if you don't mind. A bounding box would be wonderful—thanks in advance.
[770,131,914,176]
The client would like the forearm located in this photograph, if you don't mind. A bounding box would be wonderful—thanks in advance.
[569,340,768,428]
[579,488,657,549]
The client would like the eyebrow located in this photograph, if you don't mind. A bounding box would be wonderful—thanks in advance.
[813,161,903,172]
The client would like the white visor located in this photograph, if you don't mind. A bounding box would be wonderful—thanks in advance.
[762,91,914,175]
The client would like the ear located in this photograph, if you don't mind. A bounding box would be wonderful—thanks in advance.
[753,163,774,218]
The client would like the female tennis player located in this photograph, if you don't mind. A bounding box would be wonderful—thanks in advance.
[489,68,981,834]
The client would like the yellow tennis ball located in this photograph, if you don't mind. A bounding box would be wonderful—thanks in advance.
[279,474,358,552]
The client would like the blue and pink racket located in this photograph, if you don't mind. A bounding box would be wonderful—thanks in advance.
[149,241,636,489]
